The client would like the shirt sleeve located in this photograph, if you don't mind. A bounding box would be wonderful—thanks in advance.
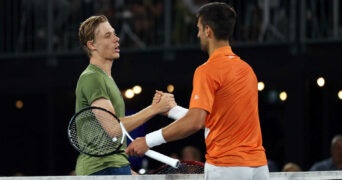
[79,74,110,105]
[189,66,218,114]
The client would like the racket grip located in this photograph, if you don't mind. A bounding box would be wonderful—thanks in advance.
[145,150,180,168]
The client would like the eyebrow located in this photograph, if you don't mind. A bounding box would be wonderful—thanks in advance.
[104,29,115,35]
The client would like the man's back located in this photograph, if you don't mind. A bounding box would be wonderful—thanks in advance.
[189,46,267,167]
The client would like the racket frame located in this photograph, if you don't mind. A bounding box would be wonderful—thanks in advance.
[67,106,124,157]
[67,106,180,168]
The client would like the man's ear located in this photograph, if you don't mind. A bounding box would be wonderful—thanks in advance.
[205,25,211,37]
[86,40,96,50]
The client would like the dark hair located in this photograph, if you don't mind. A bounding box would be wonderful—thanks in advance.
[78,15,108,57]
[197,2,236,40]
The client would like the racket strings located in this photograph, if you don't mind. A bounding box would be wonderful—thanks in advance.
[69,108,124,156]
[92,109,123,139]
[68,106,180,167]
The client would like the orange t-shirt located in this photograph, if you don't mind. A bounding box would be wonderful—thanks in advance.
[189,46,267,167]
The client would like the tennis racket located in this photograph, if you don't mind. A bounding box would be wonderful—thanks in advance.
[67,106,180,168]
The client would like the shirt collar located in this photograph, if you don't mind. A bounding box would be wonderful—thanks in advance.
[208,46,235,62]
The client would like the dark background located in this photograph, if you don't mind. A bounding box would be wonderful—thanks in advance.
[1,0,342,176]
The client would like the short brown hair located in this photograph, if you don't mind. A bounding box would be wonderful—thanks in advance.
[78,15,108,57]
[197,2,236,40]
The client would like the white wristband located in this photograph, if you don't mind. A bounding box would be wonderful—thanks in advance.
[145,129,166,148]
[168,106,188,120]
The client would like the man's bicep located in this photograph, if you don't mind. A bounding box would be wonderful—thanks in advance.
[187,108,207,128]
[91,98,116,114]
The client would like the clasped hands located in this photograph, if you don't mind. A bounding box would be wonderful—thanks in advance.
[125,90,175,157]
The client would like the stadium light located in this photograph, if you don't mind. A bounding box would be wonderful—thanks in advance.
[125,89,135,99]
[317,77,325,87]
[258,82,265,91]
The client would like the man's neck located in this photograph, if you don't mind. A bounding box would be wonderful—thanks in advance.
[208,40,230,56]
[90,57,113,77]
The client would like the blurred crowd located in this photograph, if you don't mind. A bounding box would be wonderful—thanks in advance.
[2,0,340,53]
[15,0,209,51]
[2,0,341,53]
[1,0,312,53]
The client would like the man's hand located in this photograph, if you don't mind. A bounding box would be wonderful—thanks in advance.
[152,90,177,116]
[152,90,163,104]
[125,137,149,157]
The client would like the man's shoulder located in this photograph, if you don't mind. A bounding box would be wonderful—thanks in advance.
[78,68,102,81]
[310,158,333,171]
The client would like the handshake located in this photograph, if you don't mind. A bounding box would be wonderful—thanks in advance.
[151,90,188,120]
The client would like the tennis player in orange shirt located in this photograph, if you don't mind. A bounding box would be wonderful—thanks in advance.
[126,2,269,179]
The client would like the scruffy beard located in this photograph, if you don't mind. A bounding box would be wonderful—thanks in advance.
[200,41,208,52]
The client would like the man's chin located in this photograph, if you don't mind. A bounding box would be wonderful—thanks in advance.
[113,54,120,59]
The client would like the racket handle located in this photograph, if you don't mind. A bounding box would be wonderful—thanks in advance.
[145,150,180,168]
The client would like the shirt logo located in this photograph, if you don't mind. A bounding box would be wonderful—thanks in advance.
[194,94,199,100]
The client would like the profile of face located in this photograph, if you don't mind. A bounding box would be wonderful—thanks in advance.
[332,139,342,169]
[197,17,209,52]
[92,21,120,60]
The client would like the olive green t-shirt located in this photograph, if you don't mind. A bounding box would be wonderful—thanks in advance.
[74,64,129,175]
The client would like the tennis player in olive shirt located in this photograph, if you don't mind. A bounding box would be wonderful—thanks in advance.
[75,15,175,175]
